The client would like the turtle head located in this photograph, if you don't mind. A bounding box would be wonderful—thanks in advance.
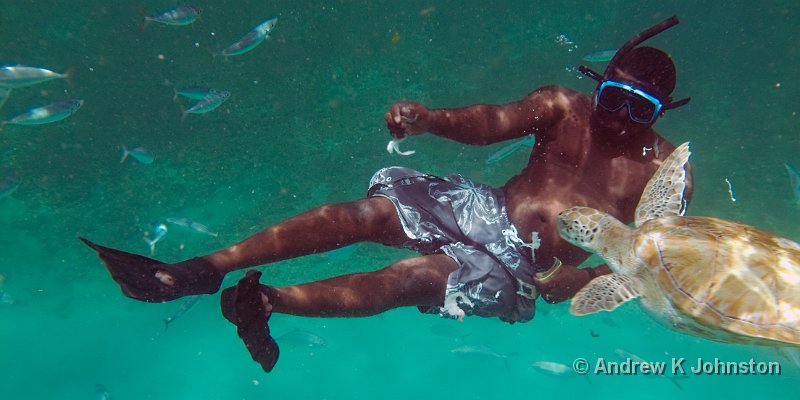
[557,207,608,250]
[557,206,634,272]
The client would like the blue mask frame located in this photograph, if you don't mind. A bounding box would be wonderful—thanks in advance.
[596,80,663,124]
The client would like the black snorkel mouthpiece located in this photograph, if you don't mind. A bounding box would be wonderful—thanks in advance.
[578,65,602,81]
[580,15,691,111]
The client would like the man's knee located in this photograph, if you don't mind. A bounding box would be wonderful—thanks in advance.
[384,256,455,301]
[344,197,405,243]
[352,197,397,226]
[312,198,392,228]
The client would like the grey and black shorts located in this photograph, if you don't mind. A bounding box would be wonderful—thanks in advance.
[367,166,539,323]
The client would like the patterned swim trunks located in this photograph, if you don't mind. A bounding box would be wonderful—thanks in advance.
[367,166,539,323]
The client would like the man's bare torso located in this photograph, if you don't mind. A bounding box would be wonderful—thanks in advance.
[501,88,676,269]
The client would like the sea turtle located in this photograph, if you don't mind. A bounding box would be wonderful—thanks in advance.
[557,142,800,346]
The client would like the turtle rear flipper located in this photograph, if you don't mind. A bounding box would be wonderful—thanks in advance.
[570,273,644,316]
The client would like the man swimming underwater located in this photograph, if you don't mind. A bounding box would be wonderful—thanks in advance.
[83,16,692,373]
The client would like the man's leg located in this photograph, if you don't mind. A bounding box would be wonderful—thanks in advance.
[221,253,458,372]
[206,197,407,273]
[82,197,409,302]
[269,253,458,316]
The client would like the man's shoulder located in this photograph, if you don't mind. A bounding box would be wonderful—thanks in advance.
[529,85,584,96]
[526,85,589,106]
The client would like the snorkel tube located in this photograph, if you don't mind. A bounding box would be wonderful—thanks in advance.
[580,15,691,112]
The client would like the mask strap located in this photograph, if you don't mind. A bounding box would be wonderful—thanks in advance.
[663,97,691,110]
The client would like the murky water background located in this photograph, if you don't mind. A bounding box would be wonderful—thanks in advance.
[1,1,798,399]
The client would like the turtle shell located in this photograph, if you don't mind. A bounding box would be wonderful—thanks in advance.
[635,215,800,345]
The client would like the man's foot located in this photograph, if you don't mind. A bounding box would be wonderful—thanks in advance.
[80,237,224,303]
[221,270,280,373]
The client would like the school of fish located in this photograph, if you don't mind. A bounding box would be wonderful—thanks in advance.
[0,5,279,254]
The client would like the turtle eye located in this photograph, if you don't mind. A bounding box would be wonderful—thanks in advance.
[568,221,593,243]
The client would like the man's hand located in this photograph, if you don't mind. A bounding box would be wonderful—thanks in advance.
[384,102,432,138]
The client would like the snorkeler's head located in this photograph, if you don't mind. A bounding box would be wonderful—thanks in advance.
[581,15,690,125]
[604,46,676,100]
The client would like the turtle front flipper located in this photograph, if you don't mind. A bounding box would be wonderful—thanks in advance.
[634,141,691,227]
[570,273,644,316]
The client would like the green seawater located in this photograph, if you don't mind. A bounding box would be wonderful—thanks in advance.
[1,1,799,399]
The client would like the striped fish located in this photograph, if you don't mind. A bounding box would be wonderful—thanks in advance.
[582,49,617,63]
[0,175,20,199]
[0,65,69,89]
[166,217,218,237]
[163,295,203,333]
[214,17,278,57]
[785,162,800,206]
[1,99,83,126]
[120,146,155,164]
[485,135,535,164]
[182,89,229,120]
[144,5,200,27]
[173,86,212,101]
[0,87,11,112]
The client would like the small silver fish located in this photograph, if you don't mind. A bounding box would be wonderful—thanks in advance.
[531,360,592,384]
[0,65,69,89]
[451,344,506,359]
[144,5,200,27]
[120,146,155,164]
[325,244,359,261]
[451,344,513,370]
[530,360,572,376]
[0,87,11,112]
[0,290,15,305]
[144,223,168,255]
[785,162,800,206]
[614,349,687,389]
[173,86,212,101]
[1,99,83,126]
[163,295,203,333]
[582,49,617,63]
[275,328,328,349]
[166,217,218,237]
[182,89,229,119]
[485,135,535,164]
[95,384,112,400]
[214,17,278,57]
[0,175,20,199]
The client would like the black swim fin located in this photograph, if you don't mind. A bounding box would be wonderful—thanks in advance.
[221,270,280,373]
[80,237,223,303]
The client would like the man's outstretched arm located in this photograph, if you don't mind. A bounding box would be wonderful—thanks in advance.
[385,85,568,145]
